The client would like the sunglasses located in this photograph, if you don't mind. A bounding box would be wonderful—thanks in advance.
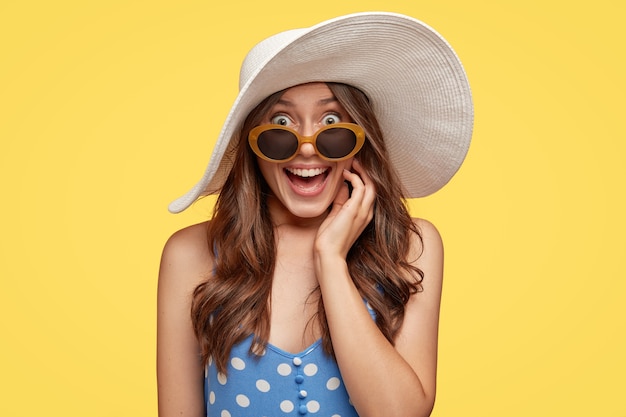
[248,123,365,163]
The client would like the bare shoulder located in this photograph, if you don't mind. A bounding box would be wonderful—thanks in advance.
[394,218,444,405]
[163,221,212,259]
[411,218,443,262]
[159,221,214,290]
[157,222,212,416]
[409,218,444,290]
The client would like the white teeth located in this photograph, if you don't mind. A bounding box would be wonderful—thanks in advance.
[286,167,328,178]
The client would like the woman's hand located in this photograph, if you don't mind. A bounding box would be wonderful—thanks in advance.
[314,159,376,260]
[312,160,442,417]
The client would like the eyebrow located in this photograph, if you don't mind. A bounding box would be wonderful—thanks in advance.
[276,96,338,107]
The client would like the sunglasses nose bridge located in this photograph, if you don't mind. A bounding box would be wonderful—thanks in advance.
[296,134,317,157]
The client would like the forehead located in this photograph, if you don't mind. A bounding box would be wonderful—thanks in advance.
[277,82,335,104]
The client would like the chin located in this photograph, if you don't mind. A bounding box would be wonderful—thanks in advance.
[282,197,333,219]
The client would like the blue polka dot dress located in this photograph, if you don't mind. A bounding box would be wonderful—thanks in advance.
[205,336,359,416]
[204,303,376,416]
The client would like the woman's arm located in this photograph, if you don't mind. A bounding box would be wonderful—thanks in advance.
[315,162,443,417]
[157,223,212,417]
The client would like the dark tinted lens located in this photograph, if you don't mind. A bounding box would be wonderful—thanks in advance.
[316,127,357,159]
[257,129,299,160]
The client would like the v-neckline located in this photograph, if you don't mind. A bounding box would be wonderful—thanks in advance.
[264,337,323,358]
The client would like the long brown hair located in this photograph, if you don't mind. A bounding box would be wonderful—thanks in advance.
[191,83,423,374]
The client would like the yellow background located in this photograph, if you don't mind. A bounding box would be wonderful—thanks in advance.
[1,0,624,416]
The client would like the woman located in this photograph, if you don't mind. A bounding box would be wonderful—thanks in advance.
[158,12,473,417]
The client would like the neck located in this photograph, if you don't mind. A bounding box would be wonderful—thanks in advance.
[266,194,330,230]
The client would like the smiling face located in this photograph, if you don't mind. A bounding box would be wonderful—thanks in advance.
[255,82,356,222]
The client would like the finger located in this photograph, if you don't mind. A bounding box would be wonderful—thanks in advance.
[346,160,377,208]
[341,169,366,212]
[334,180,350,206]
[342,168,364,197]
[350,159,371,185]
[340,176,373,233]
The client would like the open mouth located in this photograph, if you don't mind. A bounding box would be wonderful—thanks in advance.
[284,167,330,192]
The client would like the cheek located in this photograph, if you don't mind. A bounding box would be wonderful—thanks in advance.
[257,158,274,178]
[338,158,354,174]
[256,159,282,190]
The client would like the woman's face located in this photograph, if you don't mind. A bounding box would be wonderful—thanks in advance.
[255,82,355,221]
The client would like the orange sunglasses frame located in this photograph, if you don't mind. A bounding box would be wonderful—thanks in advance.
[248,123,365,163]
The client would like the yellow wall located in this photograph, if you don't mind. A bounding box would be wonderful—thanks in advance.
[1,1,624,415]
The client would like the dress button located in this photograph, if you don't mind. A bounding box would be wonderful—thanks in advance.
[295,375,305,384]
[299,390,308,399]
[293,357,302,366]
[299,404,308,415]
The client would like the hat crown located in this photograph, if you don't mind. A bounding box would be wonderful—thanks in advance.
[239,29,306,90]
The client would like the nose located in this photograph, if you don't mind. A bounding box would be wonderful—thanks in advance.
[298,141,316,158]
[297,123,317,158]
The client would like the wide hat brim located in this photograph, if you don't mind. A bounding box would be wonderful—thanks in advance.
[169,12,473,213]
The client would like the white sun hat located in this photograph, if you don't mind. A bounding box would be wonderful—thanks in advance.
[168,11,473,213]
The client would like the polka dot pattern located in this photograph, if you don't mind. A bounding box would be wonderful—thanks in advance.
[204,334,360,416]
[307,400,321,413]
[303,363,318,376]
[280,400,295,412]
[256,379,270,392]
[326,377,341,391]
[277,363,292,376]
[217,372,227,385]
[231,357,246,370]
[236,394,250,407]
